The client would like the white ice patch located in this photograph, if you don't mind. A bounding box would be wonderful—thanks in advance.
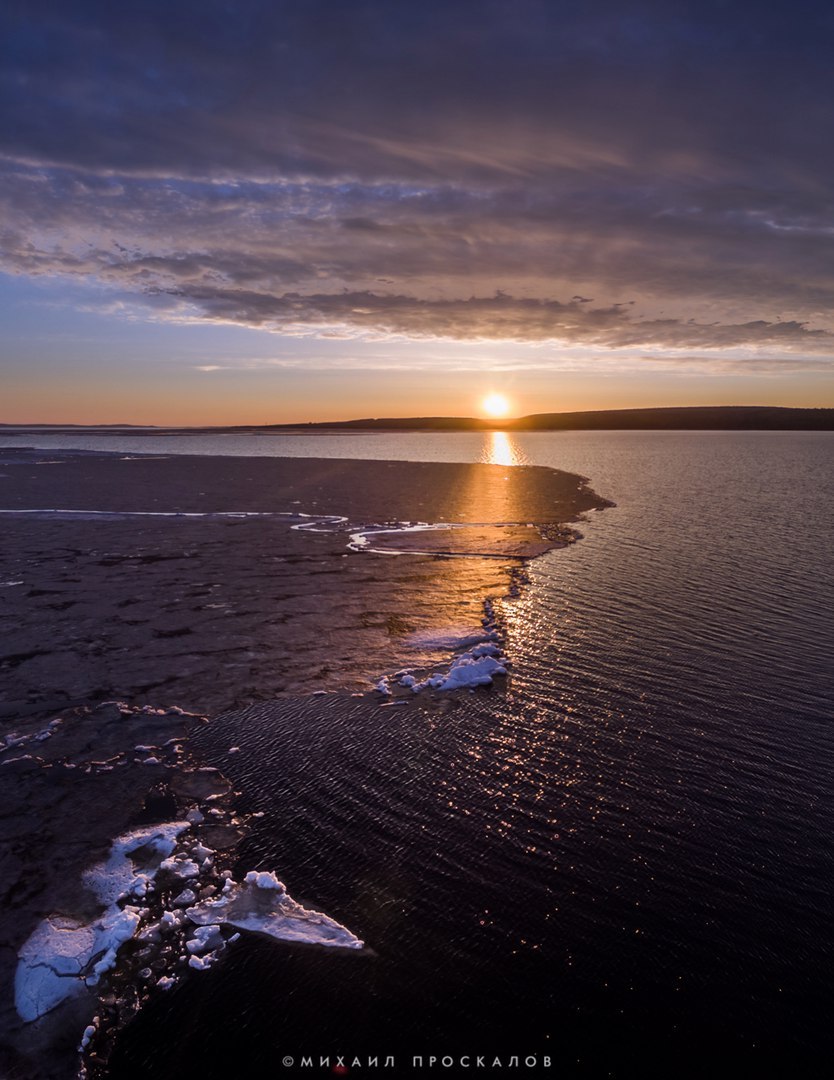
[15,823,191,1023]
[15,806,364,1023]
[185,872,363,951]
[186,924,225,956]
[160,910,187,929]
[243,870,286,891]
[187,953,215,971]
[347,521,457,555]
[288,513,348,533]
[468,643,504,658]
[382,644,508,695]
[428,653,507,691]
[79,1021,98,1050]
[83,823,191,907]
[15,907,142,1022]
[160,856,200,878]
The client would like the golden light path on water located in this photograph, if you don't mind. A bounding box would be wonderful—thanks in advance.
[472,427,576,857]
[480,430,531,467]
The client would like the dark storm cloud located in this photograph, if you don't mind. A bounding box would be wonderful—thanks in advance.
[2,0,834,361]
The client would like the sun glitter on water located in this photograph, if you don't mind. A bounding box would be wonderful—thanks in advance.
[481,392,511,419]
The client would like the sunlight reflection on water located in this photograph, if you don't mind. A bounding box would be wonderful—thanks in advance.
[480,430,531,467]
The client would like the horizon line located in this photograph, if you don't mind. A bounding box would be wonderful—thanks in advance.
[2,404,834,432]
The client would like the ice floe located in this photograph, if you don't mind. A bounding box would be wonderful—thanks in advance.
[82,822,191,907]
[428,652,508,691]
[186,924,225,955]
[79,1020,98,1050]
[15,818,363,1024]
[159,855,201,878]
[15,823,188,1021]
[187,954,214,971]
[395,648,508,693]
[15,822,195,1021]
[187,871,364,950]
[1,718,63,755]
[15,907,142,1023]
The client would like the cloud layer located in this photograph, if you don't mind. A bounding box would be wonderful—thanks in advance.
[2,0,834,369]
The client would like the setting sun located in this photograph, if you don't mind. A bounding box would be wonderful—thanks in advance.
[481,392,511,418]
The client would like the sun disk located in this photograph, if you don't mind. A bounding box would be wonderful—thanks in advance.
[481,393,511,418]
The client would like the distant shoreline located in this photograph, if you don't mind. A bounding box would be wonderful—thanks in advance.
[2,405,834,434]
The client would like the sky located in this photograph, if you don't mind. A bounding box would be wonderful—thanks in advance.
[2,0,834,424]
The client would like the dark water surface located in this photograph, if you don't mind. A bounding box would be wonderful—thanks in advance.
[82,431,833,1077]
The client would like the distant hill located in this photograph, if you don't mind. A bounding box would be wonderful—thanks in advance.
[3,406,833,434]
[270,406,834,432]
[510,406,834,431]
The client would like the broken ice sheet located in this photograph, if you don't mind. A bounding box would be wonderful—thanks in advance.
[14,823,190,1022]
[15,827,363,1025]
[83,822,191,906]
[187,871,364,950]
[15,907,142,1023]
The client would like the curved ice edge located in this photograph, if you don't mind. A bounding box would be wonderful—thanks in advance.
[15,826,363,1023]
[348,521,457,553]
[0,508,556,560]
[348,520,568,558]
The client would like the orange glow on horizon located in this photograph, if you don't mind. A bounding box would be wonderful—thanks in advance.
[3,367,832,426]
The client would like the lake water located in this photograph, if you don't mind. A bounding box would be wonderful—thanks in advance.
[5,430,832,1076]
